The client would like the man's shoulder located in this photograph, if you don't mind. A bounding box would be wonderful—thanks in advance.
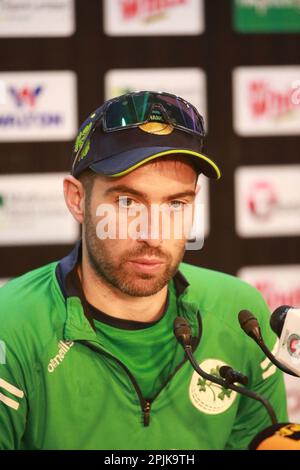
[178,262,269,323]
[179,262,259,296]
[0,261,64,331]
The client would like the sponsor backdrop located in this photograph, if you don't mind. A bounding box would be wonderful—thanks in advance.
[0,0,299,423]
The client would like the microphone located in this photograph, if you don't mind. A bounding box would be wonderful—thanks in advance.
[270,305,300,377]
[174,316,193,349]
[219,366,248,387]
[270,305,291,338]
[238,310,299,377]
[249,422,300,450]
[238,310,263,343]
[173,316,277,425]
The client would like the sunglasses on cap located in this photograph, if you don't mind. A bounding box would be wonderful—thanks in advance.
[72,91,206,175]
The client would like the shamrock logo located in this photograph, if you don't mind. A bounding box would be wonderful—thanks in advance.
[196,365,233,402]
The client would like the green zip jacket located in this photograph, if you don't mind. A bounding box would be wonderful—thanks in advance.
[0,243,287,450]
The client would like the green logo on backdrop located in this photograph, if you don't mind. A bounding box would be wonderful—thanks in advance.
[233,0,300,33]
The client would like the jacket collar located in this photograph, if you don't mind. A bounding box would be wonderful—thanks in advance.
[56,240,190,341]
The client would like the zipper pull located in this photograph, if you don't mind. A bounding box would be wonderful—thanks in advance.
[143,400,151,427]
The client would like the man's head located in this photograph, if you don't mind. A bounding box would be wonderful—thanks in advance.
[64,91,220,297]
[65,155,198,297]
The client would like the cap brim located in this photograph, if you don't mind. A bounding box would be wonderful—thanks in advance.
[90,147,221,179]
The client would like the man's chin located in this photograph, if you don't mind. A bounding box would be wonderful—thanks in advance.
[116,266,170,297]
[118,282,166,297]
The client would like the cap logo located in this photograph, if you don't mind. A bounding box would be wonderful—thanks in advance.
[138,122,174,135]
[74,122,93,163]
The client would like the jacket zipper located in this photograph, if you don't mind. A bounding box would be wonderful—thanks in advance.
[79,312,201,427]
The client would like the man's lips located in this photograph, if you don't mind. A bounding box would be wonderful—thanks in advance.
[129,258,164,265]
[127,258,165,273]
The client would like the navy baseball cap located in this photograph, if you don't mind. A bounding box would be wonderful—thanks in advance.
[71,92,221,180]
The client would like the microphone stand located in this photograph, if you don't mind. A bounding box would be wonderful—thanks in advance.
[239,310,299,378]
[174,316,277,426]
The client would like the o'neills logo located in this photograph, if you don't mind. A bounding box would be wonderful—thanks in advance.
[48,340,74,373]
[120,0,187,21]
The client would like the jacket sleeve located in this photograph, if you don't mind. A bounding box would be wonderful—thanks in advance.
[225,294,288,450]
[0,338,28,449]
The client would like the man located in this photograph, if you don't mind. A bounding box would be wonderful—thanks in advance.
[0,91,287,450]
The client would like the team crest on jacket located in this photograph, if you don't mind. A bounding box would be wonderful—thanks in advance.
[189,359,237,415]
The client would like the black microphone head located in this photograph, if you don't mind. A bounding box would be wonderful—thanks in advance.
[219,365,248,386]
[219,365,232,377]
[238,310,263,343]
[173,317,192,348]
[270,305,292,338]
[238,310,259,334]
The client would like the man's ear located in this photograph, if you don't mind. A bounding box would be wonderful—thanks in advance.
[63,175,85,224]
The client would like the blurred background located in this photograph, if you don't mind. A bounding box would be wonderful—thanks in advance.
[0,0,299,420]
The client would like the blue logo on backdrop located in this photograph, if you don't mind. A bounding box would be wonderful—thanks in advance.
[0,84,63,129]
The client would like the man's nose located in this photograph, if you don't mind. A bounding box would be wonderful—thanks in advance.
[136,224,163,247]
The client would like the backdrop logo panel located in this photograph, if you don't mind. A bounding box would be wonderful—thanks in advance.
[235,165,300,237]
[0,71,77,142]
[103,0,204,36]
[0,0,75,37]
[233,66,300,136]
[233,0,300,33]
[0,173,78,246]
[238,265,300,313]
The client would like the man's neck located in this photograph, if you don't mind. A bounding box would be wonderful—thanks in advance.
[78,258,168,324]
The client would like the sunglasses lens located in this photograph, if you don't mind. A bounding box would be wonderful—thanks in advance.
[156,94,203,135]
[105,92,204,136]
[105,93,150,129]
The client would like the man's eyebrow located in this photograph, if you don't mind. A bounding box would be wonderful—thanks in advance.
[104,185,196,200]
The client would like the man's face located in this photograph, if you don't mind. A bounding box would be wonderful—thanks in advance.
[83,159,197,297]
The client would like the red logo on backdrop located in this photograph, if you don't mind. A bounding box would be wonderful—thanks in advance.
[120,0,187,20]
[248,181,278,219]
[254,280,300,313]
[9,86,43,109]
[248,80,298,119]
